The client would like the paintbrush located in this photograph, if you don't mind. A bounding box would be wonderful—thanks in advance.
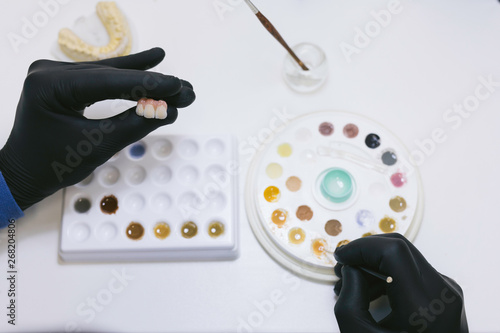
[325,250,393,284]
[243,0,309,71]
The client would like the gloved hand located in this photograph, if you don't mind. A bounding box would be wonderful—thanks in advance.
[0,47,195,210]
[333,233,468,333]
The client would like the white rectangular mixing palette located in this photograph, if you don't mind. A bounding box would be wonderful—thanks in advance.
[59,134,239,262]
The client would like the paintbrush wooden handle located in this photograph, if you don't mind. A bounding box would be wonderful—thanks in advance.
[254,12,309,71]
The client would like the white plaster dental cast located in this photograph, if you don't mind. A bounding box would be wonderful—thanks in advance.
[136,98,168,119]
[58,1,132,61]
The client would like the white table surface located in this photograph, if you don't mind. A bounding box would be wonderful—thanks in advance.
[1,0,499,332]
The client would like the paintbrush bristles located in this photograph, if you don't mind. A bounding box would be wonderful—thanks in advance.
[243,0,309,71]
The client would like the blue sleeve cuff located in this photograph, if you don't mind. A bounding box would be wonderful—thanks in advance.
[0,171,23,228]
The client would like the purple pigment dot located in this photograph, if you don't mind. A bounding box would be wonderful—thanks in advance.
[390,172,407,187]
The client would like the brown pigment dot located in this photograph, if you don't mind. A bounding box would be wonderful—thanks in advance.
[337,239,350,248]
[181,221,198,238]
[296,205,313,221]
[286,176,302,192]
[319,122,334,136]
[100,195,118,214]
[126,222,144,240]
[325,219,342,236]
[379,217,397,233]
[343,123,359,138]
[389,196,407,212]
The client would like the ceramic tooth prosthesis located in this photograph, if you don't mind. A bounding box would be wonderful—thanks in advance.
[58,1,132,61]
[136,98,168,119]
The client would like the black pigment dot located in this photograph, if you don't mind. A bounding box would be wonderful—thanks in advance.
[365,133,381,149]
[382,151,397,165]
[74,198,91,213]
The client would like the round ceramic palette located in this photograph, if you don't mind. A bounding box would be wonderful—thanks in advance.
[245,111,424,282]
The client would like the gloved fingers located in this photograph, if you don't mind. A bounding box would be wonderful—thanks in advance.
[335,266,389,333]
[104,105,179,147]
[68,68,183,106]
[335,269,387,300]
[164,84,196,108]
[334,235,425,300]
[180,79,193,89]
[83,47,166,70]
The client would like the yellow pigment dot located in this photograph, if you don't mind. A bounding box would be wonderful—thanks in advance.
[181,221,198,238]
[271,209,288,227]
[312,238,328,256]
[362,232,374,237]
[266,163,283,179]
[288,227,306,244]
[379,217,397,233]
[337,239,350,248]
[277,143,292,157]
[208,221,224,238]
[264,186,281,203]
[153,222,170,240]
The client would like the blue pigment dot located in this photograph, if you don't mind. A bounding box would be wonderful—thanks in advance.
[356,210,375,227]
[320,168,354,203]
[129,143,146,159]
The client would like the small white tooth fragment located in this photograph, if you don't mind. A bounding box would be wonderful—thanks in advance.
[144,99,156,119]
[136,98,147,116]
[155,101,168,119]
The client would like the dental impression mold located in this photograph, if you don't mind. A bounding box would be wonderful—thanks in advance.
[56,1,133,61]
[59,134,239,262]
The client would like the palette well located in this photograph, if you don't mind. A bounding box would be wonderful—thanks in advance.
[59,134,239,262]
[245,111,424,282]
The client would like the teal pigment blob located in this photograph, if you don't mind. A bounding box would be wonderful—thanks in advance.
[320,168,354,203]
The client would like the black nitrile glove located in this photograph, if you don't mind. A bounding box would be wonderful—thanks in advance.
[0,47,195,210]
[333,233,468,333]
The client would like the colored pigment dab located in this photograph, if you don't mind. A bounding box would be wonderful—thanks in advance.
[288,227,306,244]
[379,217,397,233]
[154,222,170,240]
[74,198,91,213]
[100,195,118,214]
[382,151,397,166]
[126,222,144,240]
[296,205,313,221]
[129,142,146,159]
[277,143,293,157]
[325,219,342,236]
[389,196,407,212]
[208,221,225,238]
[264,186,281,203]
[365,133,381,149]
[390,172,407,187]
[343,123,359,138]
[271,209,288,227]
[362,232,374,237]
[266,163,283,179]
[319,122,334,136]
[321,168,354,203]
[312,238,328,256]
[181,221,198,238]
[286,176,302,192]
[337,239,350,247]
